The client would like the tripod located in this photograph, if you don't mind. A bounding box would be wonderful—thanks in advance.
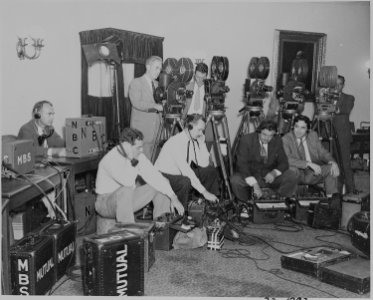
[232,104,264,160]
[151,107,184,163]
[206,109,234,200]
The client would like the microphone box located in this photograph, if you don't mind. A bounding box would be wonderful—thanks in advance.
[65,116,106,157]
[2,138,35,174]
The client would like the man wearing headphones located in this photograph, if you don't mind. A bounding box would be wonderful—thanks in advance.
[95,127,184,225]
[282,115,340,198]
[231,119,297,200]
[17,100,65,159]
[155,114,219,208]
[129,55,164,160]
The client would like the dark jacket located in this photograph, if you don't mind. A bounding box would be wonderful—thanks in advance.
[235,132,289,179]
[332,92,355,142]
[17,120,65,157]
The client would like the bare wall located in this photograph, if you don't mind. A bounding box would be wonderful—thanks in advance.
[1,1,370,139]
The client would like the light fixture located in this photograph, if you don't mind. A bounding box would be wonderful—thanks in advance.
[16,37,44,60]
[365,61,370,78]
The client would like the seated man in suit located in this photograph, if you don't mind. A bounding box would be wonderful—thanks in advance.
[129,55,164,159]
[282,115,340,198]
[155,114,219,208]
[95,127,184,225]
[231,119,297,200]
[17,100,66,159]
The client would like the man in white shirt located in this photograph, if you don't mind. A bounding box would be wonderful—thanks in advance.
[282,115,340,197]
[155,114,219,208]
[95,128,184,224]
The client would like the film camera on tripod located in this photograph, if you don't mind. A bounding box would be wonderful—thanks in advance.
[315,66,340,120]
[154,57,194,116]
[204,56,230,113]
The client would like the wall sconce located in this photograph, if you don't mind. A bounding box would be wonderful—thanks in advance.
[16,37,44,60]
[366,61,370,78]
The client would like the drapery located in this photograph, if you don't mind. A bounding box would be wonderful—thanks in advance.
[79,28,164,141]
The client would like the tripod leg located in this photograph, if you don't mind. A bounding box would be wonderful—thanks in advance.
[232,112,248,160]
[222,115,233,176]
[151,118,165,163]
[211,115,233,200]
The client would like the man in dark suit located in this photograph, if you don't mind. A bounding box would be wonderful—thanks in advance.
[282,115,340,197]
[129,56,164,160]
[332,75,355,194]
[17,100,65,159]
[231,120,298,201]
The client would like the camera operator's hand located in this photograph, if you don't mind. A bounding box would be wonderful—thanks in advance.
[202,190,219,204]
[154,104,163,112]
[264,171,276,184]
[170,194,184,216]
[253,183,263,199]
[329,161,340,177]
[307,162,321,176]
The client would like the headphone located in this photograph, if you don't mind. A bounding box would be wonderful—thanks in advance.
[185,114,205,131]
[116,128,143,167]
[33,100,53,119]
[255,119,278,134]
[292,115,311,133]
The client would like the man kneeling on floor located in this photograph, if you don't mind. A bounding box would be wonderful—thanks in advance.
[95,127,184,227]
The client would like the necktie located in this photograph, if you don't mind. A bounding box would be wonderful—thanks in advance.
[151,81,156,98]
[260,143,267,163]
[298,138,306,161]
[193,87,201,111]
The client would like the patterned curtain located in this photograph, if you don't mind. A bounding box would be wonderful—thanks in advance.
[79,28,164,141]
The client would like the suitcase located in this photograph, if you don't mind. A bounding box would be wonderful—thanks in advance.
[81,230,144,296]
[281,246,354,278]
[109,222,156,272]
[320,257,370,294]
[342,192,370,230]
[10,235,55,295]
[250,200,288,224]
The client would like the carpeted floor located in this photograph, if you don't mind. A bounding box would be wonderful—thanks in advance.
[50,221,370,298]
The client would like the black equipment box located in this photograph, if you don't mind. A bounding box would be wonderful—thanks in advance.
[250,200,288,224]
[342,192,370,230]
[38,220,77,281]
[74,190,97,235]
[10,235,56,295]
[81,230,144,296]
[295,198,320,225]
[281,246,354,278]
[350,211,370,257]
[109,222,156,272]
[152,213,183,251]
[319,257,370,294]
[312,202,340,230]
[188,200,206,227]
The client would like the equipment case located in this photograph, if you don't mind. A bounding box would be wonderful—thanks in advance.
[251,200,288,224]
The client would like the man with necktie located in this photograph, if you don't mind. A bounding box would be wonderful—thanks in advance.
[129,55,164,159]
[155,114,219,208]
[282,115,340,198]
[231,119,297,200]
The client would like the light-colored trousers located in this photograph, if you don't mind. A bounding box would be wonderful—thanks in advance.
[95,184,171,223]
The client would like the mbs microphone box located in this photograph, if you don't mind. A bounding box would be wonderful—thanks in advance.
[38,220,77,281]
[81,230,144,296]
[65,116,106,157]
[250,200,288,224]
[2,138,35,174]
[10,235,55,295]
[319,257,370,294]
[281,246,354,278]
[109,222,156,272]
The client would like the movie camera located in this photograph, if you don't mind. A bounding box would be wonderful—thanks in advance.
[154,57,194,115]
[204,56,230,112]
[242,56,273,117]
[316,66,340,119]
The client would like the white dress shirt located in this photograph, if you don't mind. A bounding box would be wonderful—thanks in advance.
[155,130,210,194]
[95,147,175,198]
[187,83,205,115]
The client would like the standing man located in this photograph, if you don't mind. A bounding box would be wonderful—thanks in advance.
[282,115,340,198]
[95,127,184,224]
[17,100,65,159]
[183,62,208,118]
[129,55,163,159]
[332,75,355,194]
[231,119,298,200]
[155,114,219,208]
